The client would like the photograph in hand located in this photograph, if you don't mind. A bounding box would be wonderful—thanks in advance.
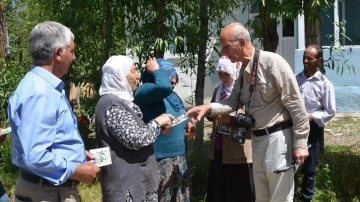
[171,114,189,127]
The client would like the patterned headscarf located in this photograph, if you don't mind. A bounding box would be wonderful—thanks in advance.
[99,55,134,102]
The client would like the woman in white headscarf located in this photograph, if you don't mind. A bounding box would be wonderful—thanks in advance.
[95,55,173,202]
[206,56,254,202]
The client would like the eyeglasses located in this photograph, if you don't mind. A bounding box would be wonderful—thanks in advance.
[171,81,178,86]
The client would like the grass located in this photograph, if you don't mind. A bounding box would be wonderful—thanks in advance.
[78,183,102,202]
[327,116,360,137]
[1,117,360,201]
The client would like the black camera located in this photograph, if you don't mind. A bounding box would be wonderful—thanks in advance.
[231,113,255,144]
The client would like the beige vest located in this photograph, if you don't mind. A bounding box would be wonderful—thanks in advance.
[208,114,252,164]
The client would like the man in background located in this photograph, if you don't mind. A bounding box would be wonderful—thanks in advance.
[296,44,336,202]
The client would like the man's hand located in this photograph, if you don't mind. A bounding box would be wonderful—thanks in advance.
[293,147,309,165]
[308,114,314,121]
[185,104,212,123]
[0,129,5,144]
[145,57,159,73]
[70,162,100,184]
[85,150,95,162]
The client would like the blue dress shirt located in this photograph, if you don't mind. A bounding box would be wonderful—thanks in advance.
[8,66,86,185]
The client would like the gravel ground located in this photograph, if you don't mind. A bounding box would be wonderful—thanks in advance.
[324,114,360,146]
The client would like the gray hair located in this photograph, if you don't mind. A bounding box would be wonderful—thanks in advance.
[232,23,251,42]
[28,21,74,65]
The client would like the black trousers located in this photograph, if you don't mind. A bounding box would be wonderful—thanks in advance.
[206,149,254,202]
[300,121,324,201]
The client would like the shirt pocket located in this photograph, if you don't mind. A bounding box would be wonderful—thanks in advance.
[257,81,277,103]
[304,91,320,111]
[304,91,318,105]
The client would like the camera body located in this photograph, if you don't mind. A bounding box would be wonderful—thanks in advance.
[231,113,255,144]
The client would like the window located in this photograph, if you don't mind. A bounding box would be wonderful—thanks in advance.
[321,0,360,46]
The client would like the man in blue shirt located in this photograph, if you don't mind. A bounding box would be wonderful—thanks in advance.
[7,21,100,202]
[296,44,336,202]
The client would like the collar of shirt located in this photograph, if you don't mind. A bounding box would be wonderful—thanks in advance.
[31,65,65,93]
[244,48,256,74]
[301,69,322,81]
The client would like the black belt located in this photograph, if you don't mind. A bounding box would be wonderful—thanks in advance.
[20,171,79,188]
[252,120,293,137]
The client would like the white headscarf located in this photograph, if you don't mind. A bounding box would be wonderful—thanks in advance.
[215,57,239,101]
[216,57,237,80]
[99,55,134,102]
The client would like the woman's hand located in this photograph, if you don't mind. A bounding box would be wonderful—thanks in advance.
[185,122,196,139]
[155,113,174,135]
[145,57,159,73]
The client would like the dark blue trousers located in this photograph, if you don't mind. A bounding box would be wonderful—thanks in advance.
[300,121,324,202]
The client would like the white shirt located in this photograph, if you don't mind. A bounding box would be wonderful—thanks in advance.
[296,70,336,127]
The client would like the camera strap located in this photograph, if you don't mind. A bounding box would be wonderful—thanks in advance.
[235,49,260,116]
[247,49,260,113]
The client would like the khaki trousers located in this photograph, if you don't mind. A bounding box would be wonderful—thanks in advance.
[252,127,294,202]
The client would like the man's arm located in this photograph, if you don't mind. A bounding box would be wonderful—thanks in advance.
[273,57,309,149]
[272,56,310,164]
[311,81,336,127]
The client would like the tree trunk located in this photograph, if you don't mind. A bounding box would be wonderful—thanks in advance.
[101,0,114,66]
[98,0,114,90]
[195,0,209,149]
[304,0,324,75]
[304,0,321,46]
[154,0,167,58]
[0,0,6,61]
[259,3,278,52]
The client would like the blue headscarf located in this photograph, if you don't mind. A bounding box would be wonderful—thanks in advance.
[158,59,184,111]
[157,58,177,80]
[141,58,177,83]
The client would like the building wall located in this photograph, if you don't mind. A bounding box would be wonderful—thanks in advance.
[294,47,360,112]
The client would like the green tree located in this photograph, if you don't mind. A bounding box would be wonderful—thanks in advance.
[124,0,241,145]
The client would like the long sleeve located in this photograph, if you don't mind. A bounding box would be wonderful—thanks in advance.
[134,68,172,105]
[105,105,160,150]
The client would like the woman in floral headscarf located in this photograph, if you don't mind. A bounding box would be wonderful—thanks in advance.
[95,56,173,202]
[134,58,193,202]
